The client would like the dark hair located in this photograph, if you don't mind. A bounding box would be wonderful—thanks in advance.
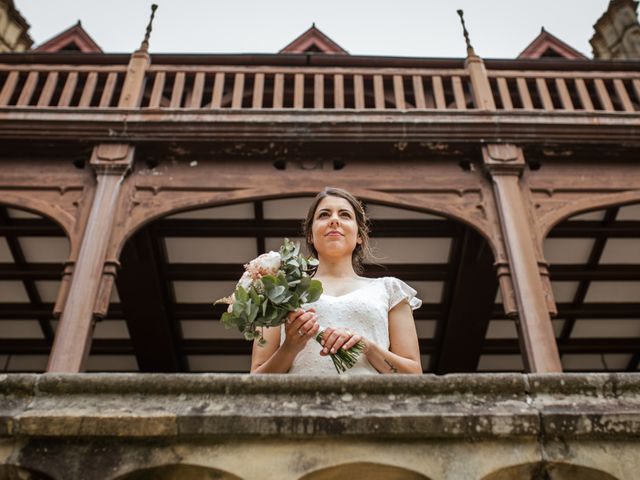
[302,187,374,274]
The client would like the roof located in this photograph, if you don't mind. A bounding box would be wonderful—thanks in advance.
[518,27,587,59]
[279,23,348,55]
[33,21,102,53]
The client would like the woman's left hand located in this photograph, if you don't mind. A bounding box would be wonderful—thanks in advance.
[319,327,366,356]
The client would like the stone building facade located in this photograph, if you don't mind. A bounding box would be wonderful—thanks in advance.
[0,1,639,479]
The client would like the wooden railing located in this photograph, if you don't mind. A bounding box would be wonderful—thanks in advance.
[488,70,640,113]
[1,62,639,113]
[0,65,127,108]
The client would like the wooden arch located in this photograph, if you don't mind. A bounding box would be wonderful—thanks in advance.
[112,464,242,480]
[113,185,499,263]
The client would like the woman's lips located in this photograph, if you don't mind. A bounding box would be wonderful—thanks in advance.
[326,231,343,236]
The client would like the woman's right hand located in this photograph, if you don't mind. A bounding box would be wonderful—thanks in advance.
[282,308,320,353]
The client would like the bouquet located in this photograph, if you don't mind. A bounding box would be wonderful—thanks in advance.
[215,238,365,373]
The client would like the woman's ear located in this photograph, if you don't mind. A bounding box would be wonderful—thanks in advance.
[357,236,363,245]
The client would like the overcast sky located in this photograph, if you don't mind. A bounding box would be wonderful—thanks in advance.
[15,0,611,59]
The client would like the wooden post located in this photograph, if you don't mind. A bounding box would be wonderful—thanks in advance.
[47,24,153,371]
[47,144,134,372]
[483,144,562,373]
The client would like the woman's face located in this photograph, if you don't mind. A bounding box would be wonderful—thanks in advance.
[310,195,362,260]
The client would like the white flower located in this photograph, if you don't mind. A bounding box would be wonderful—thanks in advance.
[244,251,281,280]
[237,271,253,290]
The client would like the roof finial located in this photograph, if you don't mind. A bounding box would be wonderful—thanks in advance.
[456,9,475,56]
[139,4,158,53]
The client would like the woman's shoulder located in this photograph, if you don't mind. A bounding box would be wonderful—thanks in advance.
[376,276,423,310]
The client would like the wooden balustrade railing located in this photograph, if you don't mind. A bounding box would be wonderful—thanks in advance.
[1,62,639,113]
[0,66,127,108]
[487,70,640,113]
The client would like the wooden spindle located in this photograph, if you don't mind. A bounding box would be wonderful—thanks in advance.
[334,74,344,109]
[293,73,304,108]
[211,72,225,108]
[554,78,573,111]
[273,73,284,108]
[99,72,118,107]
[412,75,426,108]
[633,79,640,110]
[170,72,185,108]
[190,72,205,108]
[496,77,513,110]
[0,71,19,106]
[594,78,614,111]
[535,78,553,111]
[253,73,265,109]
[354,74,364,109]
[516,78,533,109]
[393,75,405,109]
[613,78,634,112]
[432,76,446,109]
[79,72,98,107]
[58,72,78,107]
[231,73,245,109]
[37,71,58,107]
[575,78,594,111]
[17,71,39,106]
[313,74,324,109]
[148,72,165,108]
[373,75,384,109]
[452,76,466,110]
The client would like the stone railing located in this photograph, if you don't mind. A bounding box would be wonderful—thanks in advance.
[1,373,639,480]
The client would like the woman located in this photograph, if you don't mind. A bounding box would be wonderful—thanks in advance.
[250,187,422,374]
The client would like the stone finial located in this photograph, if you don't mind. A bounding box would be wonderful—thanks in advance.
[456,9,476,56]
[139,4,158,53]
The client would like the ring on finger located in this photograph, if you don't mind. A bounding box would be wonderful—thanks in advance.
[297,329,304,337]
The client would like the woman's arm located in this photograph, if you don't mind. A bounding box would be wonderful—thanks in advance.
[364,300,422,373]
[250,308,319,373]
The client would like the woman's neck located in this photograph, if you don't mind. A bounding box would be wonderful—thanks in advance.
[315,255,358,279]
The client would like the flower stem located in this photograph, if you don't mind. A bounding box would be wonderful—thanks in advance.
[315,330,366,373]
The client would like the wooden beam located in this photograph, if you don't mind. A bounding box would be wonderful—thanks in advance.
[435,227,498,373]
[116,225,183,372]
[155,218,457,237]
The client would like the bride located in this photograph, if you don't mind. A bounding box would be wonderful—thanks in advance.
[250,187,422,374]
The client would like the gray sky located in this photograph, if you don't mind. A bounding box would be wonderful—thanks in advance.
[16,0,611,59]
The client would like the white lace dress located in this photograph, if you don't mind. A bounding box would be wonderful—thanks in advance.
[281,276,422,375]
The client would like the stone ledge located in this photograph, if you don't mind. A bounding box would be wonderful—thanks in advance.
[1,373,639,440]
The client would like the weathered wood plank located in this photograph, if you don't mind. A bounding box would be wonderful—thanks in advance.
[294,73,304,108]
[535,77,553,111]
[354,74,365,109]
[0,71,19,106]
[393,75,405,109]
[432,76,446,109]
[252,73,264,109]
[594,78,614,111]
[190,72,205,108]
[613,78,634,112]
[516,77,533,109]
[99,72,118,108]
[334,74,344,109]
[313,74,323,109]
[17,71,38,106]
[273,73,284,108]
[79,72,98,107]
[373,75,384,109]
[170,72,185,108]
[211,72,225,108]
[575,78,594,111]
[231,73,245,109]
[555,78,573,111]
[37,72,58,107]
[412,75,426,109]
[452,76,466,110]
[58,72,78,107]
[496,77,513,110]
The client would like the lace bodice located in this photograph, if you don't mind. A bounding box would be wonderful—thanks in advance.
[281,276,422,375]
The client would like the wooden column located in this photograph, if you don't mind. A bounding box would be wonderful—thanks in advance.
[47,145,134,372]
[483,144,562,373]
[47,41,151,372]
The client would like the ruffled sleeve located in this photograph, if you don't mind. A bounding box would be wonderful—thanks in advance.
[386,277,422,311]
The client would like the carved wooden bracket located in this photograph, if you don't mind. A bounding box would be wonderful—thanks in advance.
[90,144,135,176]
[482,144,525,176]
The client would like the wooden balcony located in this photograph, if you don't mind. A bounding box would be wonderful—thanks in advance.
[0,54,639,144]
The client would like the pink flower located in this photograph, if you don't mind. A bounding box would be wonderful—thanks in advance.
[244,251,281,281]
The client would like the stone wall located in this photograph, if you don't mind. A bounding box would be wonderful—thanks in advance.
[1,373,639,480]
